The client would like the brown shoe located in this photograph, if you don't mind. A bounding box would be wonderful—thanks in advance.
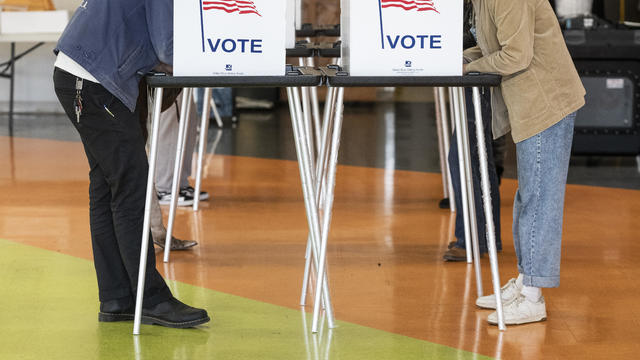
[443,246,467,262]
[448,241,457,249]
[154,237,198,251]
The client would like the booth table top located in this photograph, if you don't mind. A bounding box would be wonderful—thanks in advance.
[145,66,324,88]
[321,66,502,87]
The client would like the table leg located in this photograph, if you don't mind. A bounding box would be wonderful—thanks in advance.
[434,88,450,202]
[164,88,194,262]
[450,87,473,264]
[301,87,336,306]
[307,57,322,148]
[287,87,335,329]
[194,88,212,212]
[458,87,483,297]
[471,87,505,330]
[437,87,456,213]
[299,58,317,162]
[133,87,164,335]
[9,42,15,135]
[208,91,224,128]
[311,87,344,333]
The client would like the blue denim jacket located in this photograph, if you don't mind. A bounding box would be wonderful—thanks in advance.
[55,0,173,112]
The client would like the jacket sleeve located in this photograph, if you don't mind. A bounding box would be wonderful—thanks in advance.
[145,0,173,65]
[463,45,483,63]
[465,0,535,75]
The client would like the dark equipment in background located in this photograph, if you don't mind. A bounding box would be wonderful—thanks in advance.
[556,0,640,155]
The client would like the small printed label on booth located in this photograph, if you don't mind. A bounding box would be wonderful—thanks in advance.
[606,79,624,89]
[174,0,286,76]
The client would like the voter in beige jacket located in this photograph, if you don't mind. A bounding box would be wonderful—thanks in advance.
[463,0,585,325]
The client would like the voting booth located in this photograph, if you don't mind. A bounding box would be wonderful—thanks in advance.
[341,0,463,76]
[174,0,286,76]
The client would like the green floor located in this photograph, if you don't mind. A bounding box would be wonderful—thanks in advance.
[0,239,490,360]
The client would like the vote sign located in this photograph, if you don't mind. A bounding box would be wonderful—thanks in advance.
[174,0,286,76]
[342,0,463,76]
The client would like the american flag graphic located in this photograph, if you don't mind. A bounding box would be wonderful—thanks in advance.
[202,0,262,16]
[381,0,439,13]
[199,0,262,52]
[377,0,439,49]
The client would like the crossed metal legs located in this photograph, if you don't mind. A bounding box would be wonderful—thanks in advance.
[287,86,342,333]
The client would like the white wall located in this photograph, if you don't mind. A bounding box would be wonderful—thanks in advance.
[0,0,81,113]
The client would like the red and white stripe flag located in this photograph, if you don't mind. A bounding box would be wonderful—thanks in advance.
[381,0,439,13]
[202,0,262,16]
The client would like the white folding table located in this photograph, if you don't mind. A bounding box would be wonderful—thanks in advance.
[0,32,61,134]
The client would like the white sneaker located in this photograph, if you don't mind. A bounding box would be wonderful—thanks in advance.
[476,276,522,309]
[488,294,547,325]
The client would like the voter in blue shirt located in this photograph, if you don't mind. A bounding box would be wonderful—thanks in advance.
[52,0,210,328]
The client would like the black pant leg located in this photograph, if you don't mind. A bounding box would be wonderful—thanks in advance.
[85,142,133,301]
[53,68,171,307]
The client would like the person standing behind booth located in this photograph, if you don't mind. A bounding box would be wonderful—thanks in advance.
[443,0,503,262]
[464,0,585,325]
[52,0,210,328]
[155,90,210,207]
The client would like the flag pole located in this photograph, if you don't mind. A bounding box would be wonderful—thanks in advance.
[199,0,206,52]
[377,0,385,49]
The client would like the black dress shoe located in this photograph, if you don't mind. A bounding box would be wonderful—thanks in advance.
[141,297,210,329]
[98,297,135,322]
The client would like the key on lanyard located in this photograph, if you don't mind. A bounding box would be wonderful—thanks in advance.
[74,78,83,123]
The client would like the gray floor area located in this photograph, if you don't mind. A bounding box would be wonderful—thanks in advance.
[1,102,639,190]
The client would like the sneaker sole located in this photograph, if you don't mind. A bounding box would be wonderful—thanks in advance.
[98,312,135,322]
[476,303,497,310]
[488,315,547,326]
[141,315,211,329]
[158,200,194,206]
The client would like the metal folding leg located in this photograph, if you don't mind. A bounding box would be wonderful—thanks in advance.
[434,88,450,203]
[194,88,212,212]
[306,57,322,148]
[436,87,456,213]
[287,87,336,331]
[163,88,194,262]
[133,87,164,335]
[299,58,317,163]
[300,87,336,306]
[310,87,345,333]
[471,87,505,330]
[450,87,474,264]
[209,92,224,128]
[457,87,483,298]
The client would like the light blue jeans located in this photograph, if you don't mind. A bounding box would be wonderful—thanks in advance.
[513,112,576,288]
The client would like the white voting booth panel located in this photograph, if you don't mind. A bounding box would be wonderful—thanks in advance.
[341,0,463,76]
[174,0,286,76]
[295,0,302,30]
[0,10,68,34]
[286,0,296,48]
